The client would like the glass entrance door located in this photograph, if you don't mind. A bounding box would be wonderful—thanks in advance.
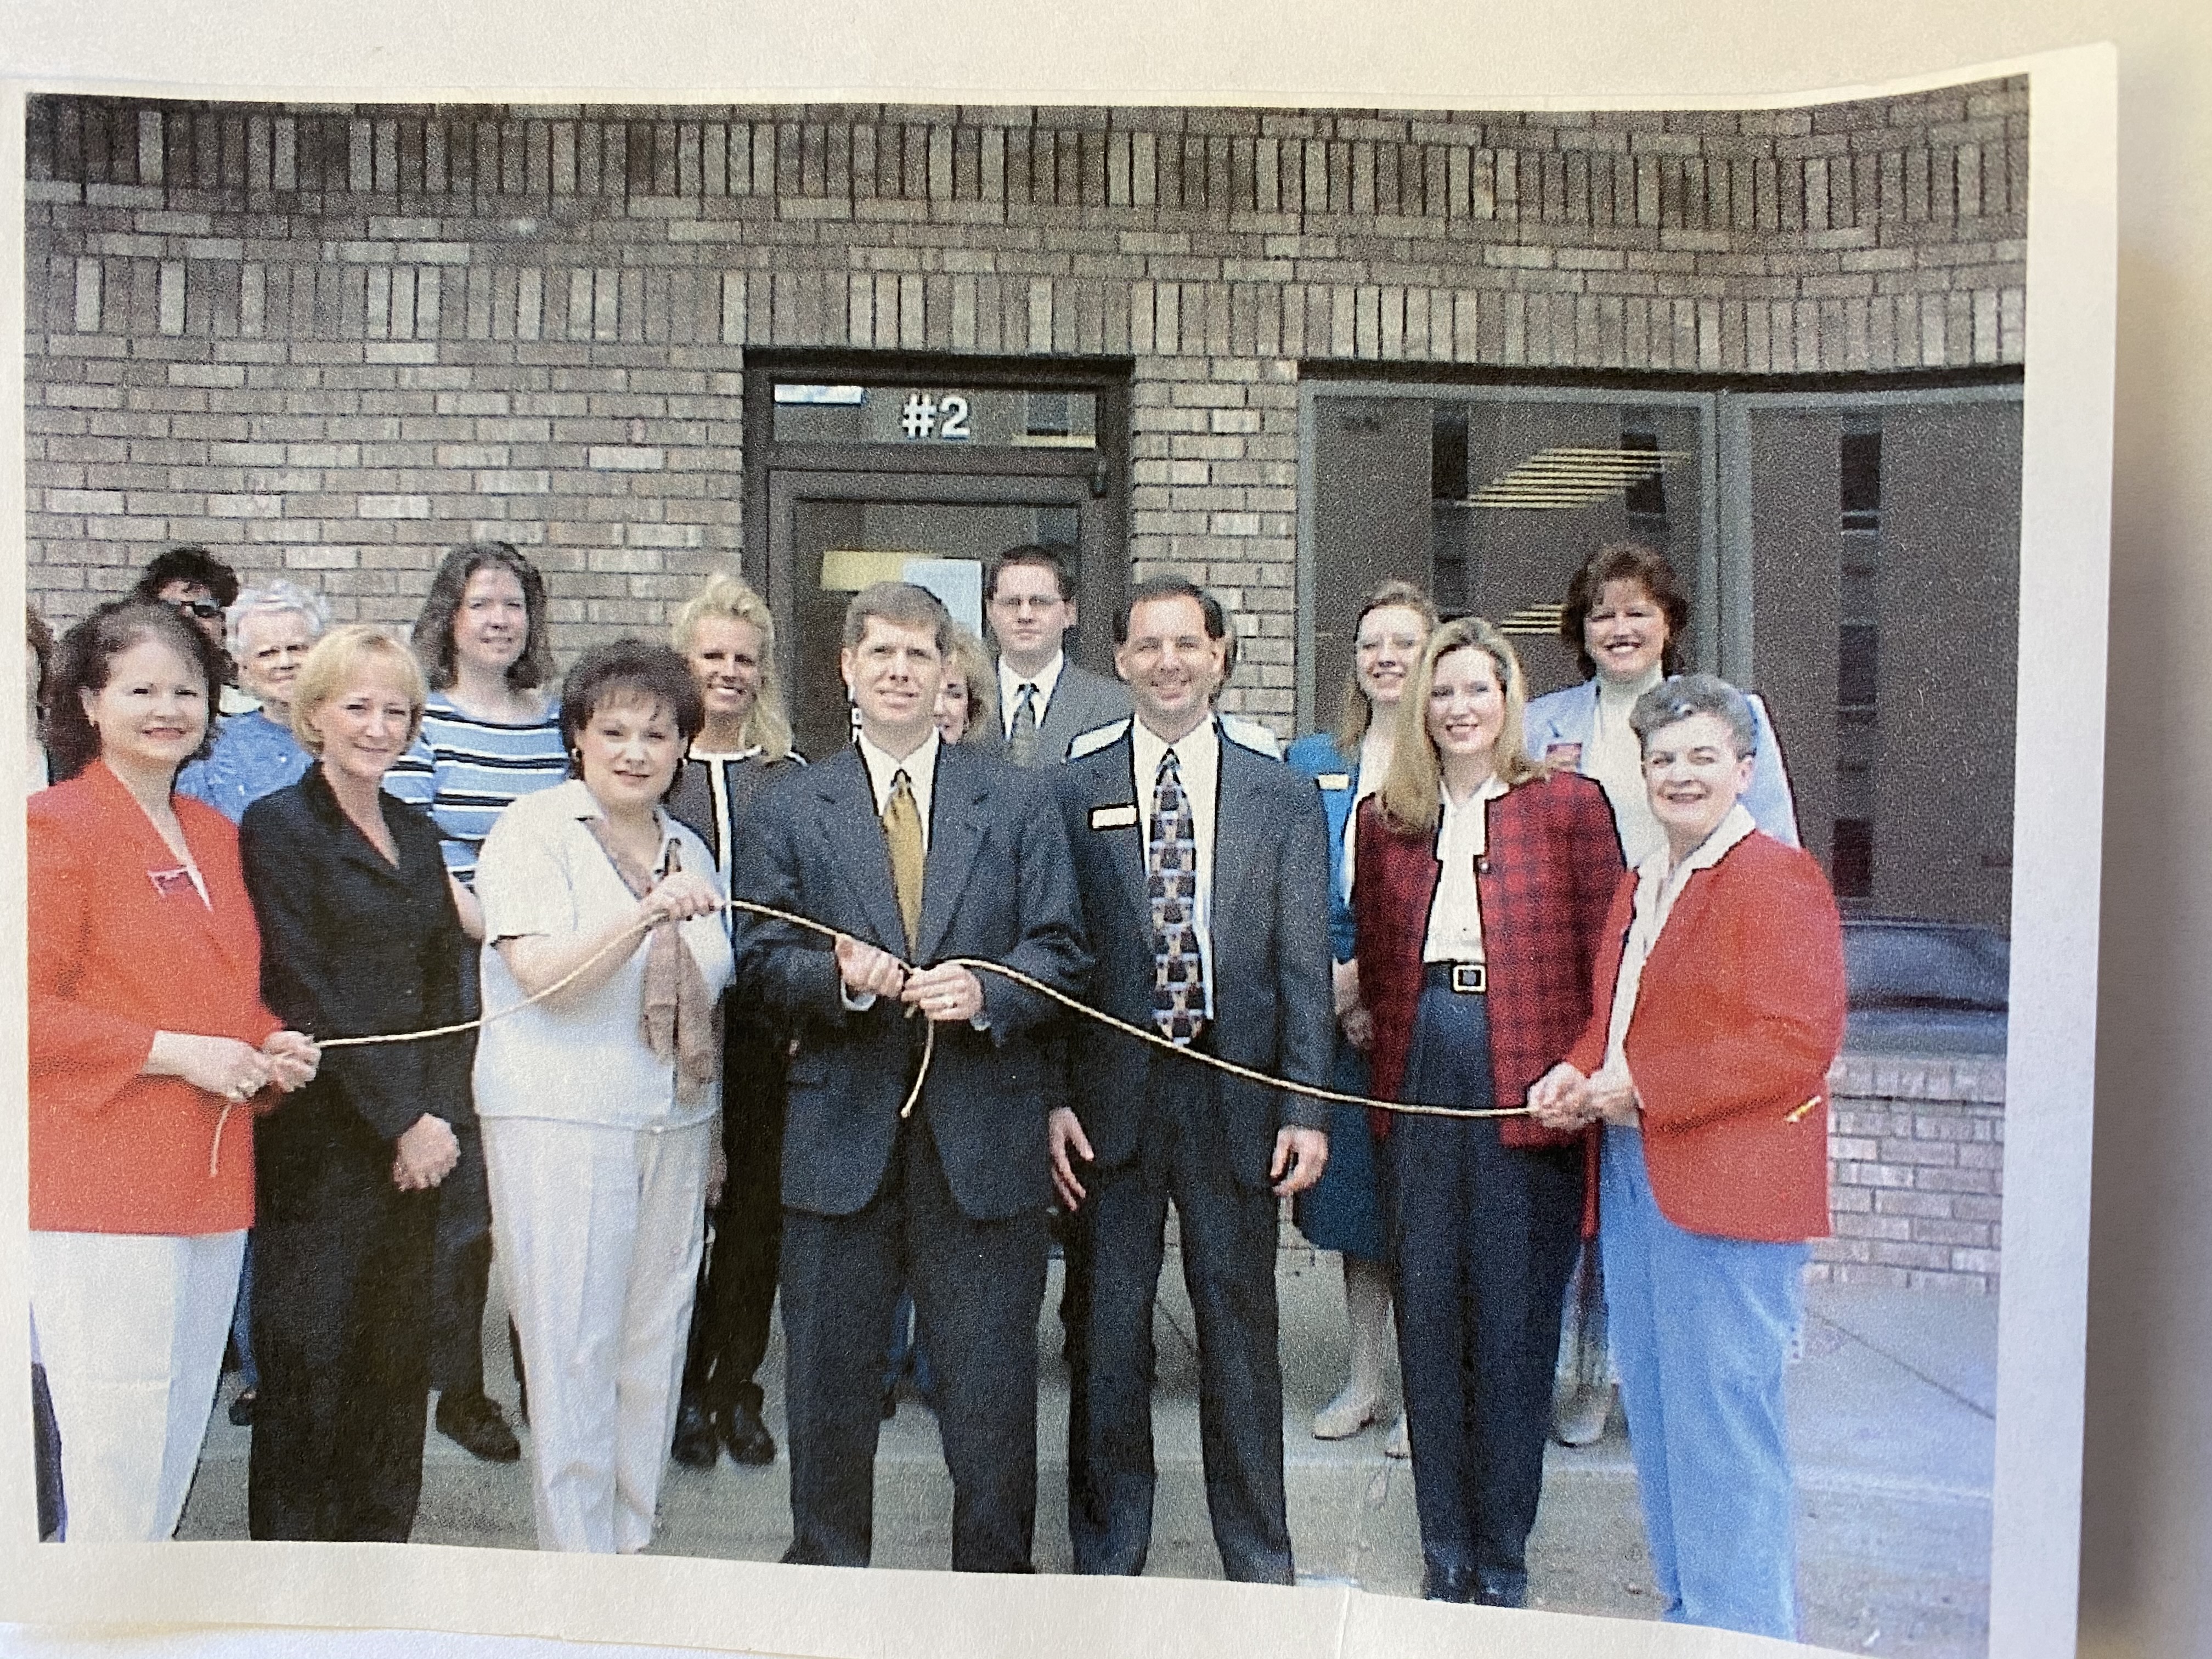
[750,364,1129,764]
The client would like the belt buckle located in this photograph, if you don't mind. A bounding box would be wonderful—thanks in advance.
[1451,962,1487,995]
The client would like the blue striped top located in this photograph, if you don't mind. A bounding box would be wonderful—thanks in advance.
[385,691,568,886]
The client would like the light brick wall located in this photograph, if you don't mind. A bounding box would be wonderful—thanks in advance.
[1815,1053,2006,1293]
[24,85,2027,720]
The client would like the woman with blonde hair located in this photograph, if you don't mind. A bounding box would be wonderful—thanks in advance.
[935,624,1000,746]
[1283,578,1436,1452]
[1351,616,1622,1606]
[239,625,471,1538]
[665,570,804,1470]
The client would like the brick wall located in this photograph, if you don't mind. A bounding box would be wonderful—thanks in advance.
[1816,1053,2006,1293]
[22,84,2027,723]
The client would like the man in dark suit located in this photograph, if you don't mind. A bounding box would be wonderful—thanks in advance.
[984,545,1131,767]
[1049,576,1333,1584]
[735,580,1090,1572]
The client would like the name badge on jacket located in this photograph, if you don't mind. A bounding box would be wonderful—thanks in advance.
[1543,742,1584,769]
[148,865,198,898]
[1316,772,1351,791]
[1090,804,1139,832]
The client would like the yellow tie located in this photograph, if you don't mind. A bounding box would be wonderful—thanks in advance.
[883,768,924,952]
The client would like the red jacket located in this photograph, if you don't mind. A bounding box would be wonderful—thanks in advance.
[1566,831,1846,1243]
[29,760,281,1234]
[1353,770,1623,1150]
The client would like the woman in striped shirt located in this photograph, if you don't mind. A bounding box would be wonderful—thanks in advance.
[385,540,568,1464]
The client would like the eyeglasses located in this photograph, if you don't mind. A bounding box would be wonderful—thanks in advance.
[169,598,223,620]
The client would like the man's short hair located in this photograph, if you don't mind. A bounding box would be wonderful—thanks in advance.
[984,545,1076,605]
[1629,672,1758,758]
[1113,576,1227,646]
[134,546,240,610]
[843,581,953,658]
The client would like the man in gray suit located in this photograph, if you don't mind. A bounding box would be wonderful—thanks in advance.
[1049,576,1333,1584]
[736,581,1090,1572]
[984,545,1131,766]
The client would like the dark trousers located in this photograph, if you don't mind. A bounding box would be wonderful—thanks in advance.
[1068,1049,1294,1584]
[427,1119,495,1400]
[1385,986,1583,1592]
[680,1047,786,1419]
[249,1147,438,1541]
[780,1110,1047,1572]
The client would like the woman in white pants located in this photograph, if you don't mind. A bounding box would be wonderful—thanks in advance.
[472,639,733,1553]
[28,600,317,1540]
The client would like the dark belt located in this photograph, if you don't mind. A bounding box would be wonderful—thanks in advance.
[1423,960,1488,995]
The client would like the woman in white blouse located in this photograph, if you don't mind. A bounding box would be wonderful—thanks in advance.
[472,640,734,1554]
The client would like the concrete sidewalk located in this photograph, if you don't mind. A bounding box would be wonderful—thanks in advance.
[178,1247,1995,1657]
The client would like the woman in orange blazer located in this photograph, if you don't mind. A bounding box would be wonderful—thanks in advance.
[28,600,317,1541]
[1531,673,1846,1641]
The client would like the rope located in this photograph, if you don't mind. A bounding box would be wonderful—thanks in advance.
[308,896,1533,1124]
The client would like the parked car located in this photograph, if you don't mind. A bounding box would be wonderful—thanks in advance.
[1841,917,2009,1056]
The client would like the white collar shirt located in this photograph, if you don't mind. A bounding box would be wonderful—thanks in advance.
[1130,714,1222,1019]
[1602,802,1758,1077]
[854,726,941,854]
[1424,772,1511,962]
[1589,667,1666,868]
[997,650,1069,737]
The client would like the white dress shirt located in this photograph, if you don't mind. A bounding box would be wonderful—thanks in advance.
[1601,802,1758,1080]
[1130,714,1222,1019]
[997,650,1069,738]
[854,725,941,854]
[1423,772,1510,962]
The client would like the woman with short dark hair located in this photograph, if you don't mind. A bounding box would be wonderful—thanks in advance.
[471,639,733,1553]
[29,600,317,1541]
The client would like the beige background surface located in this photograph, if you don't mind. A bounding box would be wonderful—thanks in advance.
[0,3,2200,1657]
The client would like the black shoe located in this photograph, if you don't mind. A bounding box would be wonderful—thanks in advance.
[1422,1564,1478,1604]
[881,1385,898,1421]
[670,1400,719,1469]
[721,1400,777,1466]
[227,1387,257,1427]
[436,1390,521,1462]
[1475,1566,1529,1609]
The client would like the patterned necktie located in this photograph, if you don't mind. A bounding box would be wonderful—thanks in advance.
[882,768,924,952]
[1148,748,1205,1044]
[1007,684,1040,767]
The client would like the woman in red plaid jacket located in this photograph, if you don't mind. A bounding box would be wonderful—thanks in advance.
[1351,616,1624,1608]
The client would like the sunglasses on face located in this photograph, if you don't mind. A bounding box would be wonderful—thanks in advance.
[170,598,223,620]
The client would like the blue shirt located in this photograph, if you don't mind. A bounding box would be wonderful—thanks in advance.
[175,708,313,825]
[384,691,569,886]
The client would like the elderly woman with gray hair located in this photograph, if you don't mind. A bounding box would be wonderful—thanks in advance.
[177,581,333,825]
[1529,673,1847,1641]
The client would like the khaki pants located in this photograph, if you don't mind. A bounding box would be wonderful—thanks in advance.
[483,1115,711,1554]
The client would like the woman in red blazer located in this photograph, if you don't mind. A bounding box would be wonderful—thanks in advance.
[1530,673,1847,1640]
[1351,616,1623,1607]
[27,600,317,1541]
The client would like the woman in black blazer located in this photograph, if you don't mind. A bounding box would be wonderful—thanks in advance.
[238,625,472,1541]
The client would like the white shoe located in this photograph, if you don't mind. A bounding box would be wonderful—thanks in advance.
[1311,1388,1381,1440]
[1552,1381,1614,1448]
[1385,1414,1409,1459]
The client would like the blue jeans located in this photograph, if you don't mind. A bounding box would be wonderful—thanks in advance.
[1600,1125,1807,1640]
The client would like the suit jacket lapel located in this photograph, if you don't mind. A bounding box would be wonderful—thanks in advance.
[1095,735,1150,930]
[917,746,985,962]
[92,762,254,980]
[814,749,911,955]
[1212,730,1262,926]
